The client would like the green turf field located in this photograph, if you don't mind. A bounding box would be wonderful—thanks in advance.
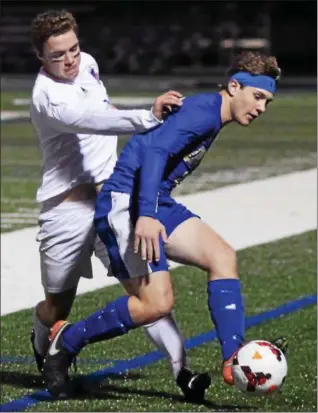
[1,92,316,232]
[0,231,316,411]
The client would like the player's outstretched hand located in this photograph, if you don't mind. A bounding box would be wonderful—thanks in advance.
[134,216,168,262]
[152,90,183,121]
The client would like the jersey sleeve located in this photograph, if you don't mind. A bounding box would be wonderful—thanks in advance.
[41,98,162,135]
[138,100,220,218]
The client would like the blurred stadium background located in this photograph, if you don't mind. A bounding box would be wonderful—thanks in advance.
[1,0,316,232]
[0,0,316,90]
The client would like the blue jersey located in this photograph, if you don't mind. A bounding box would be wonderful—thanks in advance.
[103,93,222,218]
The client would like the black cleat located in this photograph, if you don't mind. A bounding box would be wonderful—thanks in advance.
[30,330,45,372]
[176,367,211,403]
[42,321,75,398]
[272,336,288,355]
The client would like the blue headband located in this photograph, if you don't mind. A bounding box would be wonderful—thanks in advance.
[229,72,277,94]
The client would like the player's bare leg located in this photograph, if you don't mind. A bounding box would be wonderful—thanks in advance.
[165,217,243,385]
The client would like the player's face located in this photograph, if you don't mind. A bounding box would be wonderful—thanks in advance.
[40,30,81,81]
[230,83,273,126]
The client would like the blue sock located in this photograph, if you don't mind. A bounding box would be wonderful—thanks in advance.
[207,279,245,360]
[62,296,135,355]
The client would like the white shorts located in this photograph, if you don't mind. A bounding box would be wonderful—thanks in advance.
[95,191,197,280]
[37,198,111,293]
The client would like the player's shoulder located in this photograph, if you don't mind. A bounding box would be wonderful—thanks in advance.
[80,51,99,70]
[175,93,221,121]
[183,92,222,109]
[169,92,222,131]
[31,70,74,109]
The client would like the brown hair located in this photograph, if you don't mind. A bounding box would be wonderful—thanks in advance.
[30,9,78,56]
[227,51,281,80]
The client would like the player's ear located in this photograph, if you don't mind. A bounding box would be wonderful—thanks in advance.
[36,51,44,62]
[34,47,44,62]
[227,79,241,97]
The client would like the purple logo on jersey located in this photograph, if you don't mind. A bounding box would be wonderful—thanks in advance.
[90,67,99,81]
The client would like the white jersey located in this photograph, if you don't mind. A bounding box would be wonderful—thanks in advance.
[30,52,161,202]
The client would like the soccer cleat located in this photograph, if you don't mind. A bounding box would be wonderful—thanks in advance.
[42,321,75,398]
[222,345,244,386]
[30,329,45,373]
[176,367,211,402]
[271,336,288,355]
[222,353,236,385]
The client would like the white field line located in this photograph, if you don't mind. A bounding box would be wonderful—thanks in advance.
[1,198,38,204]
[1,212,39,218]
[1,218,37,224]
[1,160,41,166]
[1,169,317,315]
[1,111,30,121]
[1,177,40,182]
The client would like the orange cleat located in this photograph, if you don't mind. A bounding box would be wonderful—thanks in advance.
[49,320,69,342]
[222,350,239,385]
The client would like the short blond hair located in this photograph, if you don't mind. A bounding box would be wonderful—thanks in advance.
[30,9,78,56]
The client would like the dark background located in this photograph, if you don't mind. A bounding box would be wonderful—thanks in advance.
[0,0,316,76]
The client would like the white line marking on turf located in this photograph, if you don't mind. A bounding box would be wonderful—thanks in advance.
[1,160,41,166]
[1,218,37,224]
[1,212,39,218]
[1,177,40,183]
[1,169,316,315]
[1,198,38,204]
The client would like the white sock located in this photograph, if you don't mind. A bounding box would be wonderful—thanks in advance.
[143,312,188,379]
[32,307,50,357]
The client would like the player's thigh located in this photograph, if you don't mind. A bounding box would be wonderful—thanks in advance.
[165,217,237,278]
[37,200,96,294]
[95,191,174,311]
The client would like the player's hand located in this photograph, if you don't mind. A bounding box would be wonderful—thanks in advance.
[134,216,168,262]
[152,90,183,121]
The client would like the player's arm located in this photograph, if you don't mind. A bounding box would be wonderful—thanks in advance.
[134,144,170,262]
[138,105,217,218]
[135,104,218,262]
[43,91,183,135]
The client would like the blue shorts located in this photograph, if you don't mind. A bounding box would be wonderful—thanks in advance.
[94,191,199,280]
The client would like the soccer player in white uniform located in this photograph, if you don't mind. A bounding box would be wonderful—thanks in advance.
[29,9,210,401]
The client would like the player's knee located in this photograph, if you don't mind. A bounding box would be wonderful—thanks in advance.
[146,291,174,321]
[208,244,238,280]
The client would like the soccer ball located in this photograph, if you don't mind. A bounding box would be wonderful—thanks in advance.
[232,340,288,396]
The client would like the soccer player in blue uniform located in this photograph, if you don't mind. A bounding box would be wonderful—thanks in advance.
[42,52,285,400]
